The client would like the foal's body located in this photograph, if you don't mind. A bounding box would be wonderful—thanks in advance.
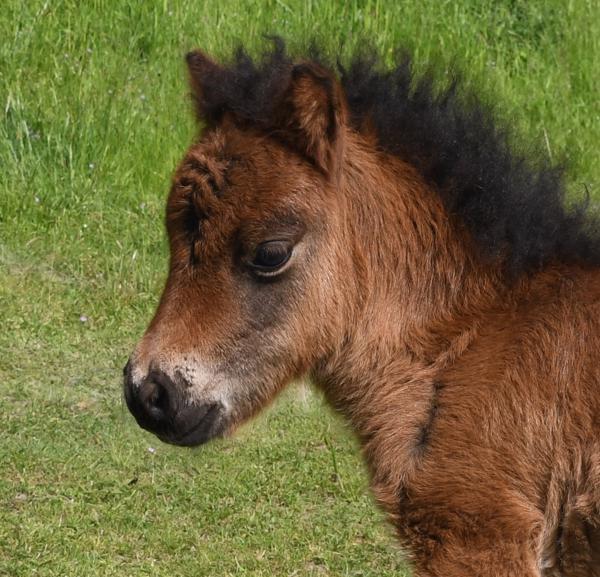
[124,44,600,575]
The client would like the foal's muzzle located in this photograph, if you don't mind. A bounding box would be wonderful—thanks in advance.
[123,361,225,447]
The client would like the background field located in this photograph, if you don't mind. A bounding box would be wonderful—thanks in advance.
[1,1,598,575]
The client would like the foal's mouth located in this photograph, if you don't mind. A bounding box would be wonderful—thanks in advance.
[158,402,226,447]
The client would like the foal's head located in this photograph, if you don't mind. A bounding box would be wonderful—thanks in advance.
[124,49,352,445]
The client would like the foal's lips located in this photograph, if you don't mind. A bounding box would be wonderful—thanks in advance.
[159,403,225,447]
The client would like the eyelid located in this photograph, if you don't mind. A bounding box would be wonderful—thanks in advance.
[252,259,293,278]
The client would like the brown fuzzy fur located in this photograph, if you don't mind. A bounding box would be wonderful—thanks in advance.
[125,47,600,576]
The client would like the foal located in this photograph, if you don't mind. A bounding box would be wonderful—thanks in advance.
[124,44,600,576]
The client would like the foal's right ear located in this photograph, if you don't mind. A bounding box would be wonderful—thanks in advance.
[185,50,226,123]
[276,62,347,179]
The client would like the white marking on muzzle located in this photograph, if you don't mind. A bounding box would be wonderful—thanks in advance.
[171,356,234,412]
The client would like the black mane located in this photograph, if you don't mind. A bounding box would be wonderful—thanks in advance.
[192,41,600,274]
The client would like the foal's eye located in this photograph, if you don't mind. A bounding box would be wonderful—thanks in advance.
[251,241,293,275]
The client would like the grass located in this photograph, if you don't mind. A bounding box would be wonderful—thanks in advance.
[0,0,598,575]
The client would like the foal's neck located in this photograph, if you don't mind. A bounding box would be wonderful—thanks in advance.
[312,140,504,507]
[339,140,502,357]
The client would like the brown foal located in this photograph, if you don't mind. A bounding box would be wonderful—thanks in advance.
[124,43,600,576]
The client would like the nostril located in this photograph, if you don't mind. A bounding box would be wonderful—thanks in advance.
[124,367,180,434]
[139,380,171,422]
[149,381,170,414]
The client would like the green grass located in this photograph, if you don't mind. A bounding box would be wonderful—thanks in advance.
[1,0,598,575]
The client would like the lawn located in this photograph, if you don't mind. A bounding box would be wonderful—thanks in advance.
[1,1,598,575]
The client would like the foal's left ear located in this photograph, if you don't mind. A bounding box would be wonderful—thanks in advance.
[277,63,346,178]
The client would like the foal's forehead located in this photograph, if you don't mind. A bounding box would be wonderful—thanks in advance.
[172,126,320,212]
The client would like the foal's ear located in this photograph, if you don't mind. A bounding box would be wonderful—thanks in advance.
[278,62,346,178]
[185,50,226,122]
